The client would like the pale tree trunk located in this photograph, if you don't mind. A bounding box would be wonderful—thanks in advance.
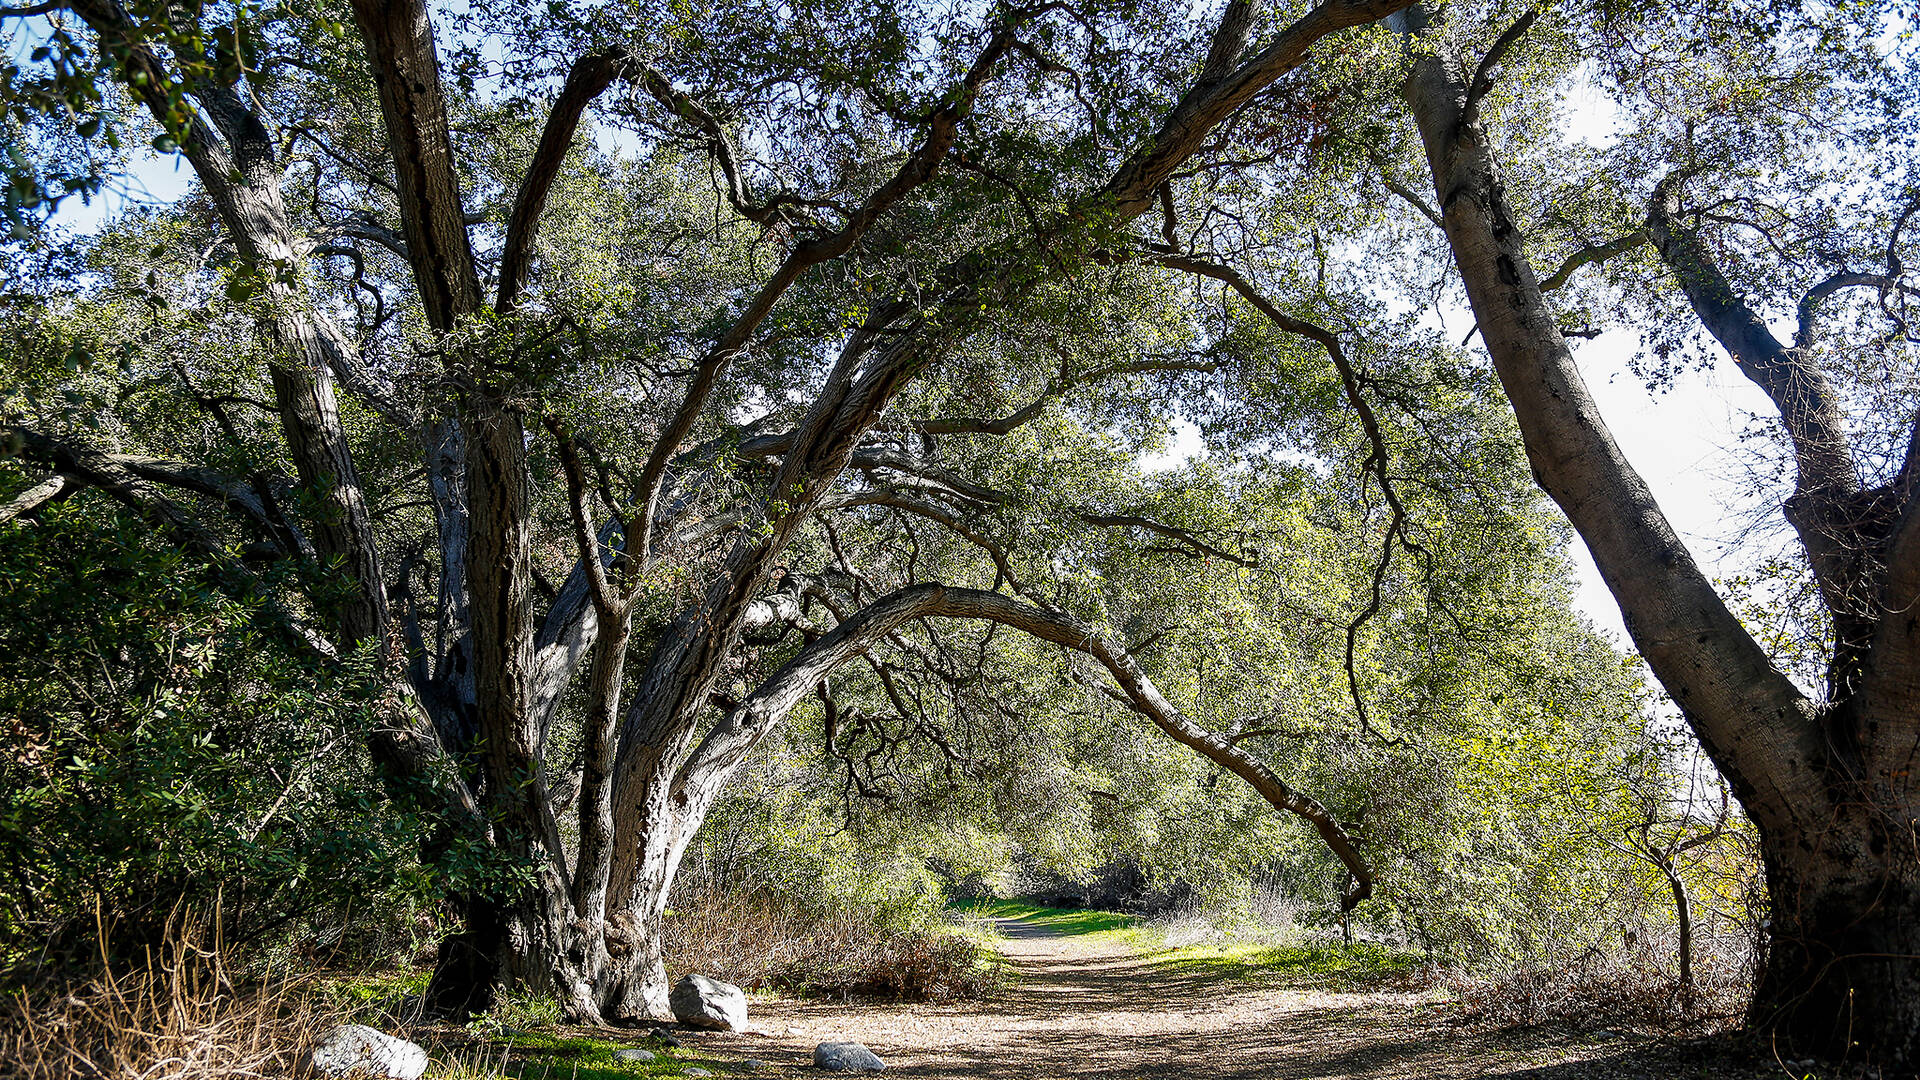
[1648,854,1695,1011]
[605,817,691,1022]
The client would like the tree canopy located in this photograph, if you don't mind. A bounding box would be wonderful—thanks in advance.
[3,0,1916,1064]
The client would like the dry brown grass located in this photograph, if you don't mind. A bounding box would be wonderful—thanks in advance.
[665,894,1006,1002]
[1434,927,1750,1031]
[0,909,327,1080]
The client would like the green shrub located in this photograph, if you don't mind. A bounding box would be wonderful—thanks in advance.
[0,497,458,974]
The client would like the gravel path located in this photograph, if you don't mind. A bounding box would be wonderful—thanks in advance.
[684,920,1776,1079]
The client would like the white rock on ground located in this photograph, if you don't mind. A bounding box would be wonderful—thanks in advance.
[814,1041,886,1073]
[303,1024,429,1080]
[670,974,748,1031]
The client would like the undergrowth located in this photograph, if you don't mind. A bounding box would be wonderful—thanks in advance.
[0,911,325,1080]
[1431,937,1749,1030]
[665,893,1006,1001]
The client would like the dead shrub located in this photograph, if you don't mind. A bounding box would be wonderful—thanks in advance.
[0,909,326,1080]
[1434,920,1751,1031]
[664,894,1005,1002]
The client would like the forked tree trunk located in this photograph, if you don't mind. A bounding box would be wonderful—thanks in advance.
[1400,20,1920,1065]
[428,740,716,1024]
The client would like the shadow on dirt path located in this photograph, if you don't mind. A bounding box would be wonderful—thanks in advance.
[684,918,1774,1080]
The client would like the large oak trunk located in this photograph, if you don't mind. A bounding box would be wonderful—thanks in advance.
[420,747,701,1024]
[1753,790,1920,1067]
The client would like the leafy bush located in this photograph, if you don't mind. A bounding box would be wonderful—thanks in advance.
[0,496,457,974]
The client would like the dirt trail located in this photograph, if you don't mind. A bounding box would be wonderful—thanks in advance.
[684,918,1771,1080]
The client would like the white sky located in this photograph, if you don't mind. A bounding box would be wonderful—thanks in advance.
[1563,334,1776,644]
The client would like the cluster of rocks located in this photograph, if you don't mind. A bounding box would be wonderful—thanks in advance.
[301,973,886,1077]
[670,974,885,1073]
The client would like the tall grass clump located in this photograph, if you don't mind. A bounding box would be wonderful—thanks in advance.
[0,909,327,1080]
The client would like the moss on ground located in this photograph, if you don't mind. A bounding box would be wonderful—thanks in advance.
[434,1029,721,1079]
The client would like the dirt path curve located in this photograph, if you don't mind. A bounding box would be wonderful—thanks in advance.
[689,919,1721,1080]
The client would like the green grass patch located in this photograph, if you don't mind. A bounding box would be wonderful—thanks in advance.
[947,900,1417,991]
[1147,940,1420,986]
[319,968,431,1005]
[438,1030,709,1079]
[311,968,432,1026]
[950,899,1140,938]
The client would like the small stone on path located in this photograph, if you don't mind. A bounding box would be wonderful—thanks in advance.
[742,1060,771,1071]
[814,1041,886,1073]
[685,1069,714,1077]
[615,1048,656,1062]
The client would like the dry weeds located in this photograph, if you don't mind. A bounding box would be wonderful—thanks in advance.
[0,908,325,1080]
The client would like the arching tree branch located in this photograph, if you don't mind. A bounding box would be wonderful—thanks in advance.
[678,583,1375,910]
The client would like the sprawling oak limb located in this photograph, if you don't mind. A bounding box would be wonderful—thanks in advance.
[0,473,71,525]
[499,51,636,312]
[1099,0,1414,217]
[1535,231,1647,293]
[1647,183,1868,644]
[679,584,1374,909]
[622,22,1022,564]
